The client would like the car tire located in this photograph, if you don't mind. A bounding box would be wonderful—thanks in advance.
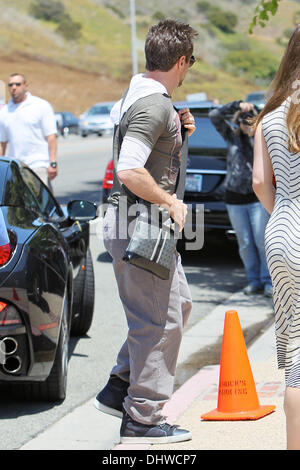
[70,248,95,337]
[12,293,70,402]
[81,132,88,138]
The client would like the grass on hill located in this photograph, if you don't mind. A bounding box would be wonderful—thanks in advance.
[0,0,297,113]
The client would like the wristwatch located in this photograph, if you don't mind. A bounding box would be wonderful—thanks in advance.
[50,162,57,168]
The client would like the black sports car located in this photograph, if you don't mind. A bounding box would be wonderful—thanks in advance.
[0,158,97,401]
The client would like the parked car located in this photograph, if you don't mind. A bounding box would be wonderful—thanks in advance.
[79,102,115,137]
[0,158,97,401]
[245,91,266,110]
[100,101,236,247]
[55,111,79,136]
[102,159,114,204]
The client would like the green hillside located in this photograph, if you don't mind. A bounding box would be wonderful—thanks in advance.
[0,0,296,113]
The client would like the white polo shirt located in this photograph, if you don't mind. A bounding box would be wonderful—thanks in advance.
[0,92,57,169]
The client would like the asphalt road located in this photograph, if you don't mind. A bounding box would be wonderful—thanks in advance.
[0,135,245,450]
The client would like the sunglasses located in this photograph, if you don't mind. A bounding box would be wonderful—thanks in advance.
[8,82,22,87]
[189,55,196,68]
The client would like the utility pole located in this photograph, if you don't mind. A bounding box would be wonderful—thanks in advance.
[130,0,138,76]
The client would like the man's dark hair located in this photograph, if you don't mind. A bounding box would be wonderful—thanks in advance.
[145,19,198,72]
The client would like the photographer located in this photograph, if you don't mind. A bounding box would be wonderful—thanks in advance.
[209,100,272,297]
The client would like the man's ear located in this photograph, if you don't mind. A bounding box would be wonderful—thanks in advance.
[177,55,186,69]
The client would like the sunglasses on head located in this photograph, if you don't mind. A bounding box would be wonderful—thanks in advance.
[8,82,22,87]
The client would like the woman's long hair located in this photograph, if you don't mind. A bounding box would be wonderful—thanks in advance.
[255,25,300,153]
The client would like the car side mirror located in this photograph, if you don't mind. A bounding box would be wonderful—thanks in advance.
[67,200,97,221]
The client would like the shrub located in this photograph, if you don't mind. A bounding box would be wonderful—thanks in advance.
[29,0,65,23]
[222,50,278,81]
[56,14,82,40]
[152,11,166,22]
[196,1,211,13]
[196,2,238,33]
[208,10,238,33]
[30,0,82,41]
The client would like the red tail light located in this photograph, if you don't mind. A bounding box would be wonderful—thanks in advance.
[0,243,12,266]
[103,160,113,189]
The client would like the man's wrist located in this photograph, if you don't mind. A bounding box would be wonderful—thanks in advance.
[162,193,177,212]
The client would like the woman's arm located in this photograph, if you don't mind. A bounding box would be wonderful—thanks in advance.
[252,121,275,214]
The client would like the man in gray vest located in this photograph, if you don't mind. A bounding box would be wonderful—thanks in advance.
[95,19,197,444]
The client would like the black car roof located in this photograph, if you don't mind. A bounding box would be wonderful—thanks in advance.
[174,100,219,112]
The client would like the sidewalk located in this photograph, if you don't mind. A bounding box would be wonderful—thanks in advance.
[20,289,285,451]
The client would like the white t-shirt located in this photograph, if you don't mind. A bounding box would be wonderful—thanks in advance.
[0,92,57,169]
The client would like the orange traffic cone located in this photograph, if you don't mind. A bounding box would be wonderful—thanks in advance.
[201,310,276,420]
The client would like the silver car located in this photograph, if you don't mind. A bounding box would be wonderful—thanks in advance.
[79,102,115,137]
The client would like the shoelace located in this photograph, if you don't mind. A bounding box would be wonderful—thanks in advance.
[158,423,177,432]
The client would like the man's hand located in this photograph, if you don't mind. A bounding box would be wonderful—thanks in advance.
[239,102,255,112]
[167,194,187,232]
[48,164,58,180]
[0,142,7,156]
[178,108,196,136]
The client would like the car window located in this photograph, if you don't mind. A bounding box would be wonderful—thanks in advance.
[88,105,113,115]
[188,116,227,150]
[3,162,42,215]
[20,167,63,220]
[64,112,77,124]
[0,160,8,204]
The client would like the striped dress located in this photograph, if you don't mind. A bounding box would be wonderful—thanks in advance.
[263,97,300,387]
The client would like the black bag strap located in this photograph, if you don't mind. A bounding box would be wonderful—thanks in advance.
[175,127,188,200]
[113,88,129,172]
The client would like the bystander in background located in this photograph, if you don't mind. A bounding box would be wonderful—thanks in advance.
[0,73,58,191]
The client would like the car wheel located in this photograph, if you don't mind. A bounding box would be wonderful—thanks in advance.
[71,248,95,336]
[81,132,88,137]
[12,293,70,402]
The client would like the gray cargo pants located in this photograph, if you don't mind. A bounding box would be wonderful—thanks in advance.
[103,205,192,425]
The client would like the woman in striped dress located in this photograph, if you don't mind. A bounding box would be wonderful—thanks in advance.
[253,25,300,450]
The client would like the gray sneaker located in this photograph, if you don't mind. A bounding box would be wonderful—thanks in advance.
[120,410,192,444]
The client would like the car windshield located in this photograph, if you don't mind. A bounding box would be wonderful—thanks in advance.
[188,116,227,150]
[88,105,113,115]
